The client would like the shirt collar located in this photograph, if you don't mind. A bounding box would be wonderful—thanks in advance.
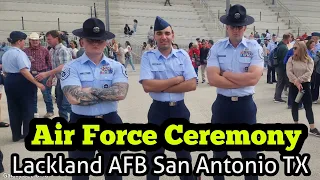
[154,48,178,60]
[224,37,248,49]
[53,43,63,50]
[80,52,108,65]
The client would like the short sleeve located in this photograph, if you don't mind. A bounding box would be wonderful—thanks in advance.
[60,63,81,88]
[139,52,154,83]
[250,45,264,68]
[180,51,196,80]
[17,52,30,70]
[112,63,128,84]
[207,44,220,67]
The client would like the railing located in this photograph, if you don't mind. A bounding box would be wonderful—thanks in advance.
[265,0,311,34]
[198,0,224,36]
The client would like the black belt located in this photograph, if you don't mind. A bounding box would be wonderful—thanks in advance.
[217,94,252,102]
[153,100,184,106]
[71,112,115,119]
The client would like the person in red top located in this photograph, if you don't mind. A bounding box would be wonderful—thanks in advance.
[23,32,54,118]
[188,42,200,84]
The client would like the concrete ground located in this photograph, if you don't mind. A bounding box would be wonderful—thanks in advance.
[0,66,319,180]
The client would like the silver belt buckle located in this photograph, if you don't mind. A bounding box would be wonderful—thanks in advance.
[231,97,238,101]
[169,102,177,106]
[95,115,103,118]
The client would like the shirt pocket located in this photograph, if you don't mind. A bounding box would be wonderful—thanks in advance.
[150,65,166,79]
[173,62,184,76]
[218,57,228,70]
[99,74,113,89]
[238,57,251,72]
[79,75,94,87]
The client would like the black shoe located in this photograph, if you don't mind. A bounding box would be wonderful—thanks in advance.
[274,99,286,103]
[267,82,273,84]
[310,128,320,137]
[272,80,277,83]
[12,135,23,142]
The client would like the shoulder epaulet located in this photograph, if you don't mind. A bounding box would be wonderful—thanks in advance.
[175,49,189,58]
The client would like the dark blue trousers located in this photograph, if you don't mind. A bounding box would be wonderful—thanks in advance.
[147,100,194,180]
[4,73,36,141]
[0,150,4,173]
[68,112,123,180]
[211,95,258,180]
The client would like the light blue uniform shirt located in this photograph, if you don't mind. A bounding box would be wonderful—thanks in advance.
[207,37,264,97]
[267,41,277,53]
[139,48,197,102]
[2,47,31,73]
[315,42,320,53]
[60,53,128,116]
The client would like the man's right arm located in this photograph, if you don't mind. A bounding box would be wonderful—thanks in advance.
[206,43,243,89]
[142,77,183,93]
[207,67,243,88]
[139,53,183,92]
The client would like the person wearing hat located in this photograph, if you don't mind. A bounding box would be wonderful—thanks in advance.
[311,32,320,53]
[207,4,263,180]
[23,32,54,118]
[61,18,128,180]
[139,16,197,180]
[2,31,45,142]
[35,30,72,121]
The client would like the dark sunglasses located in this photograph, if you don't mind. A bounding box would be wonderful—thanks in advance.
[229,26,244,30]
[86,39,106,44]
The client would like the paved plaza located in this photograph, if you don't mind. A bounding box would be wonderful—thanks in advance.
[0,66,319,180]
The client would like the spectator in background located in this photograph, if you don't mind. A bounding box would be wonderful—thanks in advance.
[60,31,70,48]
[266,29,271,40]
[0,42,9,52]
[164,0,172,6]
[141,42,147,54]
[69,40,78,59]
[147,26,154,44]
[172,43,179,49]
[286,41,320,136]
[111,39,119,61]
[188,42,200,84]
[23,32,54,118]
[274,34,290,103]
[288,33,294,50]
[199,40,209,83]
[76,38,85,58]
[133,19,138,33]
[146,40,155,50]
[302,32,308,40]
[117,43,126,66]
[124,24,132,36]
[306,40,316,59]
[125,41,135,71]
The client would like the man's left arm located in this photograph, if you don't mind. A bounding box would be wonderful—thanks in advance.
[223,45,264,86]
[91,63,129,101]
[164,52,197,93]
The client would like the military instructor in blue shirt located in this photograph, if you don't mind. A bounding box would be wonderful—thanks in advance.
[207,5,264,180]
[61,18,128,180]
[139,16,197,180]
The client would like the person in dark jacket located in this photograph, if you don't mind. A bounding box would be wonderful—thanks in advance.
[274,34,290,103]
[0,150,3,173]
